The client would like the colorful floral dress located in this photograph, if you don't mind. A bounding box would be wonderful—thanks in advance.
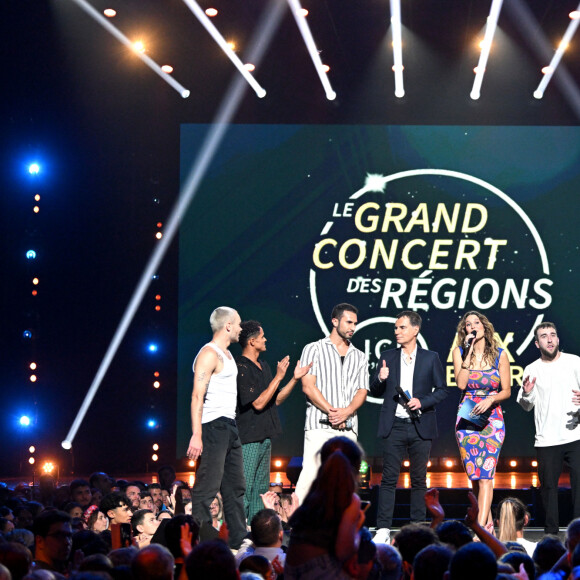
[455,349,505,480]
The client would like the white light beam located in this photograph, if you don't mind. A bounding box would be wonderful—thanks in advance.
[390,0,404,98]
[61,0,286,450]
[471,0,504,100]
[534,3,580,99]
[286,0,337,100]
[66,0,191,98]
[181,0,267,98]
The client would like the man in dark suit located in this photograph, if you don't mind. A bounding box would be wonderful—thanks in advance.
[370,310,448,544]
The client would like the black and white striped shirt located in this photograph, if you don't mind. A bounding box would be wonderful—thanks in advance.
[300,337,369,435]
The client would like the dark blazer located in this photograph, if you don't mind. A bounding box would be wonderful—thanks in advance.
[370,346,448,439]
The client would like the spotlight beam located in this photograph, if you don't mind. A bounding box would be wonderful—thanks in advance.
[533,3,580,99]
[66,0,191,98]
[390,0,404,98]
[181,0,267,98]
[471,0,504,100]
[286,0,337,101]
[61,0,286,450]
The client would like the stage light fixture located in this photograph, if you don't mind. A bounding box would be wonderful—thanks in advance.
[30,362,37,370]
[30,375,37,383]
[153,381,160,388]
[389,0,405,98]
[244,63,256,72]
[32,290,38,296]
[32,278,39,285]
[205,8,218,17]
[23,330,32,340]
[152,443,159,451]
[161,65,173,74]
[28,163,40,175]
[445,459,454,468]
[29,446,35,453]
[533,3,580,100]
[471,0,504,101]
[274,459,282,468]
[133,40,146,53]
[531,460,538,468]
[20,416,31,427]
[152,454,158,461]
[227,41,237,51]
[148,343,158,353]
[42,461,56,474]
[322,64,330,73]
[188,460,195,468]
[103,8,116,17]
[571,11,580,20]
[509,460,517,467]
[147,419,158,429]
[288,0,336,100]
[403,460,410,467]
[154,371,160,377]
[155,232,163,240]
[29,457,35,465]
[35,194,41,201]
[155,294,161,301]
[299,8,308,17]
[155,305,161,311]
[33,206,40,214]
[427,460,432,468]
[26,250,37,260]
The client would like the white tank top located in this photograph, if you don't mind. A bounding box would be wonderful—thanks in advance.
[193,342,238,423]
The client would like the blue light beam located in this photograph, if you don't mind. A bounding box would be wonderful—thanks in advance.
[61,0,286,451]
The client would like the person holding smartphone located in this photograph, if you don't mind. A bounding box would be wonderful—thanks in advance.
[453,310,511,528]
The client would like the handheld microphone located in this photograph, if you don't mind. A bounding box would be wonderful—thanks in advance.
[462,331,476,361]
[395,385,421,418]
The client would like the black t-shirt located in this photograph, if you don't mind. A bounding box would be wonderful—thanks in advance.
[236,355,283,444]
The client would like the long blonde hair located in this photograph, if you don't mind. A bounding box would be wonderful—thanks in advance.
[497,497,529,542]
[456,311,500,369]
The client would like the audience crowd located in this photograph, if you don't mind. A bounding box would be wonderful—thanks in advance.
[0,441,576,580]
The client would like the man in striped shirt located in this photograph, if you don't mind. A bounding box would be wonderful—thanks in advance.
[294,303,369,503]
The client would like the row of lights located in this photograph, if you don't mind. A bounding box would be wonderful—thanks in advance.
[400,458,539,470]
[101,5,329,78]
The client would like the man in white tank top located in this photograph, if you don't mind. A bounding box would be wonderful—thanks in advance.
[186,306,247,549]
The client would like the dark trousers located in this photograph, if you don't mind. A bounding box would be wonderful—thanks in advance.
[377,419,431,529]
[191,417,247,549]
[537,439,580,533]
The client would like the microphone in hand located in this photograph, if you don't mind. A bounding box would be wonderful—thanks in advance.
[462,331,476,361]
[395,385,421,418]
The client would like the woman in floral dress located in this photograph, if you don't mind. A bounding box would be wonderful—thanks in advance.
[453,311,511,527]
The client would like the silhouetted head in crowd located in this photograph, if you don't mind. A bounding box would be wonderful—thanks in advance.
[70,480,92,509]
[185,539,238,579]
[393,523,438,578]
[413,544,452,580]
[435,520,472,550]
[89,472,113,496]
[499,550,535,580]
[157,467,176,492]
[533,535,566,576]
[447,542,497,580]
[250,510,282,548]
[32,510,73,573]
[374,543,402,580]
[132,544,174,580]
[99,493,132,525]
[0,541,32,580]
